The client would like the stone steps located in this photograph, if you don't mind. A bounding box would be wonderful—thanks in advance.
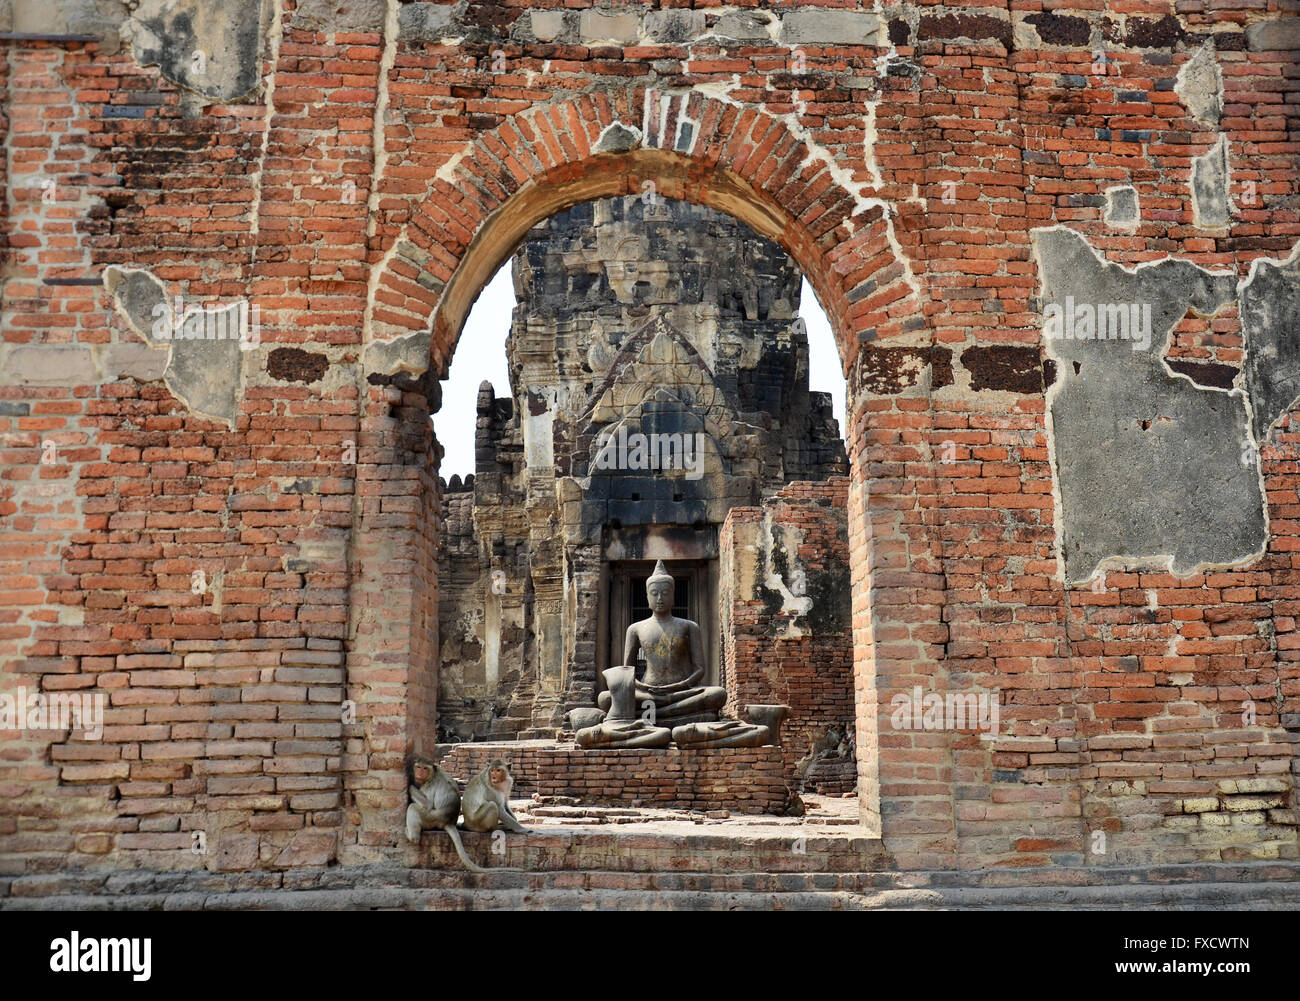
[6,862,1300,911]
[414,825,887,873]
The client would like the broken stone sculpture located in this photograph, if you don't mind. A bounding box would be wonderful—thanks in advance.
[575,664,672,748]
[670,719,772,748]
[742,704,792,744]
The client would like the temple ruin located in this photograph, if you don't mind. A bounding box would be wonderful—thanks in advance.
[1,0,1299,909]
[436,196,849,770]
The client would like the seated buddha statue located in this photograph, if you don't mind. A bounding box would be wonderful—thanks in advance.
[596,561,727,724]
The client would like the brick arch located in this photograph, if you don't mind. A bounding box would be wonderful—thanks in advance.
[366,91,921,380]
[352,91,929,856]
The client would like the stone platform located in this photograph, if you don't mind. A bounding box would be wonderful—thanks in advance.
[5,799,1299,910]
[435,740,792,814]
[6,862,1299,911]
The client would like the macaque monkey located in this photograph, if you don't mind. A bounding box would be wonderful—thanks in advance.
[460,759,532,835]
[405,755,485,873]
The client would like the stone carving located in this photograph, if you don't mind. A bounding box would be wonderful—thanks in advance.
[598,560,727,723]
[671,719,771,748]
[743,705,792,745]
[580,562,781,749]
[670,704,791,748]
[575,665,672,748]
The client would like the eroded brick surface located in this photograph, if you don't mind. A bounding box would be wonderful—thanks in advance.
[0,2,1297,883]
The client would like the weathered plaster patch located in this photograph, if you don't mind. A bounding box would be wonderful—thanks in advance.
[594,123,643,154]
[1240,242,1300,441]
[288,0,386,34]
[1191,135,1231,229]
[364,329,433,379]
[121,0,267,102]
[1246,18,1300,52]
[758,514,812,639]
[397,0,456,43]
[103,266,246,426]
[10,0,127,54]
[1032,227,1265,583]
[1104,185,1140,232]
[1175,42,1223,127]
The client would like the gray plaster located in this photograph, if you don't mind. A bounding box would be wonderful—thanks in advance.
[289,0,387,34]
[1241,243,1300,441]
[708,12,774,41]
[644,11,705,44]
[122,0,266,102]
[104,265,246,425]
[1175,42,1223,128]
[780,10,881,46]
[1032,227,1264,583]
[594,122,643,154]
[103,266,169,342]
[365,331,431,378]
[1104,186,1139,230]
[1246,19,1300,52]
[397,1,455,44]
[1191,135,1230,229]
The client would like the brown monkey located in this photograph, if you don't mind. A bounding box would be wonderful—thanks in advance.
[404,755,485,873]
[460,759,532,835]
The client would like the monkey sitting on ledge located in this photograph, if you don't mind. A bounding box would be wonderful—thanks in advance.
[460,759,533,836]
[405,755,485,872]
[405,756,532,871]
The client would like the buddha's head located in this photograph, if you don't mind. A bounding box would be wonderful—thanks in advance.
[646,560,674,615]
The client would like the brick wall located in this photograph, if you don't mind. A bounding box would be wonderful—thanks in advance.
[436,742,788,815]
[0,1,1297,877]
[720,479,855,784]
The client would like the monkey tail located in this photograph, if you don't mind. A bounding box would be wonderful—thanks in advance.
[443,825,487,874]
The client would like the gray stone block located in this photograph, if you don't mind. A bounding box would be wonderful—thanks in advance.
[105,341,168,382]
[3,346,98,386]
[1191,135,1230,229]
[1246,19,1300,52]
[579,11,639,45]
[780,11,881,46]
[710,12,773,41]
[290,0,387,34]
[528,11,566,42]
[398,2,454,44]
[1104,186,1139,230]
[645,11,705,44]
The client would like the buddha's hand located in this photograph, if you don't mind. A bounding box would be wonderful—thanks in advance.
[641,670,702,695]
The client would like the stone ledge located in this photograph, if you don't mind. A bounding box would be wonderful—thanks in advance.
[6,861,1299,911]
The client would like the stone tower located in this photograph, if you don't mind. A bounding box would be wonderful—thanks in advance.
[436,196,847,740]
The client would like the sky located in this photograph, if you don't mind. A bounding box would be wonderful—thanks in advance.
[432,268,848,479]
